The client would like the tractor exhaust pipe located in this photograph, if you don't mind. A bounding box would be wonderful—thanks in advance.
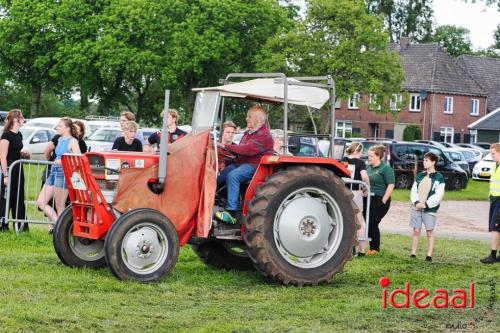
[156,90,170,191]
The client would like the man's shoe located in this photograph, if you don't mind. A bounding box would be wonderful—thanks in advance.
[425,256,432,262]
[215,210,237,224]
[366,250,379,255]
[410,254,416,259]
[480,255,497,264]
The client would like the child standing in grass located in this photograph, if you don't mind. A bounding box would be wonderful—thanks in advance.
[409,152,445,262]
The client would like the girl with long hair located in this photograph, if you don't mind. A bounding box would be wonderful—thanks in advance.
[37,117,81,232]
[0,109,29,232]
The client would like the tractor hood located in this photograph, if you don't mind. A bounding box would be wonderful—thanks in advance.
[193,78,330,109]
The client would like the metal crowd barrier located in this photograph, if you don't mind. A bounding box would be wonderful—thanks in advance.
[2,159,61,234]
[342,178,371,242]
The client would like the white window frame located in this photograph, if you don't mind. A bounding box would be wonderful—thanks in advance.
[368,94,381,111]
[470,99,479,116]
[409,94,421,112]
[336,121,353,138]
[444,96,454,114]
[440,126,454,143]
[348,93,360,109]
[469,129,477,143]
[390,94,402,111]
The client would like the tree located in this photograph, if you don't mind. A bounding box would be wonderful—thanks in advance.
[0,0,68,117]
[403,124,422,141]
[256,0,405,133]
[366,0,434,42]
[431,25,473,57]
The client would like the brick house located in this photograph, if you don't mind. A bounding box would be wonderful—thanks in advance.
[334,39,488,143]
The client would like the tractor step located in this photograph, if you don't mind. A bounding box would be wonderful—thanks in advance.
[212,220,242,240]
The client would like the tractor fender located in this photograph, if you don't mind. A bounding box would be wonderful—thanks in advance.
[242,155,350,216]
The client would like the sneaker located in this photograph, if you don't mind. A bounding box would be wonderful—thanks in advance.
[366,250,379,255]
[480,254,497,264]
[215,210,237,224]
[425,256,432,262]
[357,252,366,257]
[410,254,416,259]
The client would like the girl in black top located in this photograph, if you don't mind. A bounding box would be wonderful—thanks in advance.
[0,109,29,232]
[342,142,370,256]
[112,121,143,152]
[74,120,88,153]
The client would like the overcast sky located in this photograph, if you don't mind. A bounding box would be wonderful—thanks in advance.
[434,0,500,50]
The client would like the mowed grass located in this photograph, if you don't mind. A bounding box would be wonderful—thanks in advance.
[392,179,490,202]
[0,229,497,333]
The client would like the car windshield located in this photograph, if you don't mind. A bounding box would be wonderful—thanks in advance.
[20,128,35,138]
[445,151,463,161]
[88,128,121,142]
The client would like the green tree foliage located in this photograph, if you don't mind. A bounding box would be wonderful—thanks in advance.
[256,0,405,133]
[366,0,434,42]
[431,25,473,57]
[403,124,422,141]
[0,0,68,117]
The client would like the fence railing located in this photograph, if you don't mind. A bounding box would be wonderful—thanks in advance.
[2,159,62,234]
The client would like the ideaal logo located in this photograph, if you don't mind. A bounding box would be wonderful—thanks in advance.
[379,276,475,309]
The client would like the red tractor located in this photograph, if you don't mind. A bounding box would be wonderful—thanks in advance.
[53,73,358,286]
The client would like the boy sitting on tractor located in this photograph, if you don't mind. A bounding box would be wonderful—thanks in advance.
[215,105,274,224]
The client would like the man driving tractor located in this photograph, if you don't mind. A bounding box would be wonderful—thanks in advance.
[215,105,274,224]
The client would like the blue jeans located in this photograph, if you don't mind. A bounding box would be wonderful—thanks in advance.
[217,163,256,211]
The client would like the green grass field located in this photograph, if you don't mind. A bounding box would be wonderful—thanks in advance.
[0,229,497,333]
[392,179,490,202]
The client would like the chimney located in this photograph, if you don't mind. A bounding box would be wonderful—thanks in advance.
[400,37,410,50]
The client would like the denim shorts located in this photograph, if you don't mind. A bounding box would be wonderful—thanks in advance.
[46,165,67,189]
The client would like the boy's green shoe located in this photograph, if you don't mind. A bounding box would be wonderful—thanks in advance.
[215,210,237,224]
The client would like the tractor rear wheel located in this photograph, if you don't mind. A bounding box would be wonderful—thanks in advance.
[105,209,179,282]
[244,166,357,286]
[53,205,106,269]
[192,241,254,271]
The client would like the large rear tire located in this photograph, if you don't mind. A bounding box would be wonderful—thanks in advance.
[53,206,106,269]
[244,166,357,286]
[192,241,254,271]
[105,209,179,282]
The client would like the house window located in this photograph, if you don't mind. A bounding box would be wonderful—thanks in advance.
[336,121,352,138]
[444,96,453,114]
[409,94,421,112]
[369,94,381,111]
[470,99,479,116]
[390,94,402,111]
[469,130,477,143]
[335,99,341,109]
[348,93,360,109]
[440,126,454,143]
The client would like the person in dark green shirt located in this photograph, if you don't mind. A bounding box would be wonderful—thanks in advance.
[365,145,395,254]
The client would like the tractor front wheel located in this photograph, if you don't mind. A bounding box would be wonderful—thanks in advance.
[53,205,106,269]
[244,166,357,286]
[105,209,179,282]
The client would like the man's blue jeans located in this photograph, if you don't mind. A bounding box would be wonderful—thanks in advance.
[217,163,256,211]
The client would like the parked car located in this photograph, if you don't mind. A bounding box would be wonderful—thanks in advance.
[414,140,447,149]
[3,126,56,160]
[474,142,492,150]
[343,140,468,190]
[457,143,488,157]
[86,127,122,152]
[443,148,470,176]
[472,153,495,181]
[86,120,120,135]
[0,111,8,125]
[86,127,151,152]
[25,117,89,137]
[140,127,159,141]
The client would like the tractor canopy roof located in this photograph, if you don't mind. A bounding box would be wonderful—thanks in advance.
[193,78,330,109]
